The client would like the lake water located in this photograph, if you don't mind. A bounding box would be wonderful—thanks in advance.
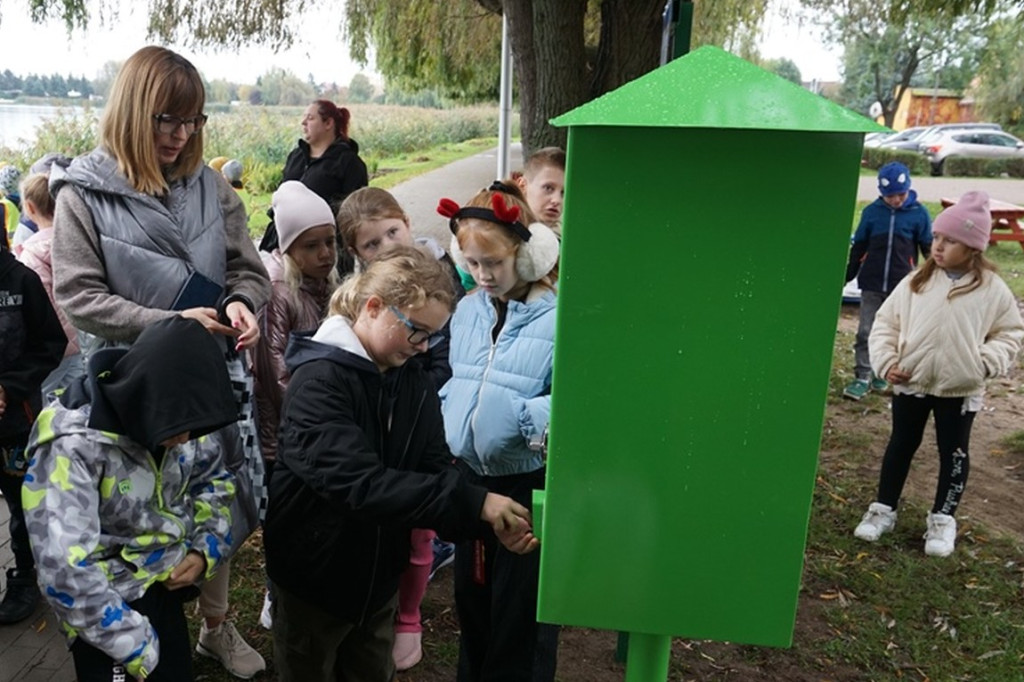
[0,103,89,149]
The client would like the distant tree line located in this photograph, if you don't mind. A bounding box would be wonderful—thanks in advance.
[0,70,95,99]
[0,64,454,109]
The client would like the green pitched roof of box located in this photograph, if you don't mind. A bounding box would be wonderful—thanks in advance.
[551,45,886,133]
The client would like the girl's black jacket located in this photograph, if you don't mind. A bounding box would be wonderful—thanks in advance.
[263,327,489,624]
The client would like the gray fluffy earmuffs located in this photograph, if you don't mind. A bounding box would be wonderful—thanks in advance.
[438,184,560,283]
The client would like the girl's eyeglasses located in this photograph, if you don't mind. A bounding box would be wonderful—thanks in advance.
[152,113,208,136]
[389,306,443,348]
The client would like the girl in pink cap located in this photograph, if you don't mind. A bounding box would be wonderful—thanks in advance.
[853,191,1024,557]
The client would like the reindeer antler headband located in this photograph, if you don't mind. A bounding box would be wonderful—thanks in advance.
[436,181,533,242]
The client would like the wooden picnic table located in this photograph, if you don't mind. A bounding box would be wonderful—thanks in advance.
[941,196,1024,251]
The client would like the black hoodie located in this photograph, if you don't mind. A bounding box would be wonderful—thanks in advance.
[0,248,66,443]
[61,317,238,457]
[264,321,488,624]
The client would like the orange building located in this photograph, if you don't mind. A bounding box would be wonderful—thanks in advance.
[891,87,975,130]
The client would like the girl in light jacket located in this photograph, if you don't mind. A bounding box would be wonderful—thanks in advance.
[438,181,562,682]
[854,191,1024,558]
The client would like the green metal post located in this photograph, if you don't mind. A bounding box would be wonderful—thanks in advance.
[624,633,671,682]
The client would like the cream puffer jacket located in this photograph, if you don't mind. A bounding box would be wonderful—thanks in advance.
[870,267,1024,397]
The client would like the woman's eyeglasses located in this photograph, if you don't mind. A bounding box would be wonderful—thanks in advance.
[389,306,442,347]
[152,113,208,136]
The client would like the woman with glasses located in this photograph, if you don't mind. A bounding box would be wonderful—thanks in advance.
[49,45,269,680]
[259,99,369,277]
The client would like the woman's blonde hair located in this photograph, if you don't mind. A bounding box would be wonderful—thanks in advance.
[101,46,206,195]
[336,187,408,253]
[19,173,54,219]
[910,251,997,299]
[328,244,455,319]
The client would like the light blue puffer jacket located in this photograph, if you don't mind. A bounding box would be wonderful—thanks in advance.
[441,287,556,477]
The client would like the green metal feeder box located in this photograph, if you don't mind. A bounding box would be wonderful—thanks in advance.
[536,46,885,653]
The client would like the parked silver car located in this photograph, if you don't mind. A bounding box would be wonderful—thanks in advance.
[914,122,1002,153]
[876,126,929,151]
[922,130,1024,175]
[863,131,895,148]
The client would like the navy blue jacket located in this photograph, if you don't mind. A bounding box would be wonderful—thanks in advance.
[845,190,932,294]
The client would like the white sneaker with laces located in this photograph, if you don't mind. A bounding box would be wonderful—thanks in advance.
[196,620,266,679]
[854,502,897,541]
[924,512,957,557]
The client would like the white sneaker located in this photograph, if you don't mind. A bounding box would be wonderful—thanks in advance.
[854,502,897,541]
[393,631,422,671]
[196,620,266,679]
[924,512,957,557]
[259,590,272,630]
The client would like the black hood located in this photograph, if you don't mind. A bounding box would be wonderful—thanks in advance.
[87,317,237,454]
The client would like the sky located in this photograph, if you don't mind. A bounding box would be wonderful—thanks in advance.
[0,1,842,86]
[757,1,842,82]
[0,2,376,86]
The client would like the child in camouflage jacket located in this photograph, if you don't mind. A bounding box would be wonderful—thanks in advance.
[23,317,240,681]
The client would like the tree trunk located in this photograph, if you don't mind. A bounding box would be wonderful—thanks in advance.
[502,0,540,155]
[529,0,588,152]
[591,0,664,99]
[501,0,665,157]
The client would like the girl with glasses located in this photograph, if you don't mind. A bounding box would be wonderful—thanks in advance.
[263,244,537,682]
[335,186,466,671]
[48,45,270,680]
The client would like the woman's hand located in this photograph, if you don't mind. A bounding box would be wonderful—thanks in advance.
[225,301,260,350]
[164,551,206,590]
[179,307,236,337]
[480,492,540,554]
[886,365,911,385]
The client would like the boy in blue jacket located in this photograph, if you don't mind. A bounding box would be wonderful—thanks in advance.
[843,162,932,400]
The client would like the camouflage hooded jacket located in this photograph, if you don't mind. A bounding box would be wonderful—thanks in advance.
[21,318,238,679]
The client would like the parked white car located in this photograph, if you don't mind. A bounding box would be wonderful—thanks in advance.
[922,130,1024,175]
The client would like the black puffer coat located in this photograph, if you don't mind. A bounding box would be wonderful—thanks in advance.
[263,321,488,624]
[260,137,369,275]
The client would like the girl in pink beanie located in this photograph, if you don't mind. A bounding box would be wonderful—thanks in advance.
[853,191,1024,557]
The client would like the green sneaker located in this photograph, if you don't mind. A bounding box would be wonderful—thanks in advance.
[870,376,889,393]
[843,379,870,401]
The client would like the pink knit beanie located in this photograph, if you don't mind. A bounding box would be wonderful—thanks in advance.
[932,191,992,252]
[272,181,336,254]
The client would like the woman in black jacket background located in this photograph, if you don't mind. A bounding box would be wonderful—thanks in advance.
[260,99,369,276]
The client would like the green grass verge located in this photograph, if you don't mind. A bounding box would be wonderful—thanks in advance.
[243,137,500,237]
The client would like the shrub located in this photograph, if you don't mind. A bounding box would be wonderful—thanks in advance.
[860,146,930,174]
[943,156,1024,178]
[4,103,511,195]
[0,107,99,171]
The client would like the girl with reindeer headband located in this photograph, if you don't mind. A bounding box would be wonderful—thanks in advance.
[437,181,561,681]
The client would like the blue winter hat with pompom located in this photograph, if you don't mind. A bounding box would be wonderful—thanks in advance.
[877,162,911,197]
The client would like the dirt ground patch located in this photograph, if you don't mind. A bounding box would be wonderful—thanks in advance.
[401,304,1024,682]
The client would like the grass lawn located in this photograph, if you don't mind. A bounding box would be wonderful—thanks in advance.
[243,137,499,237]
